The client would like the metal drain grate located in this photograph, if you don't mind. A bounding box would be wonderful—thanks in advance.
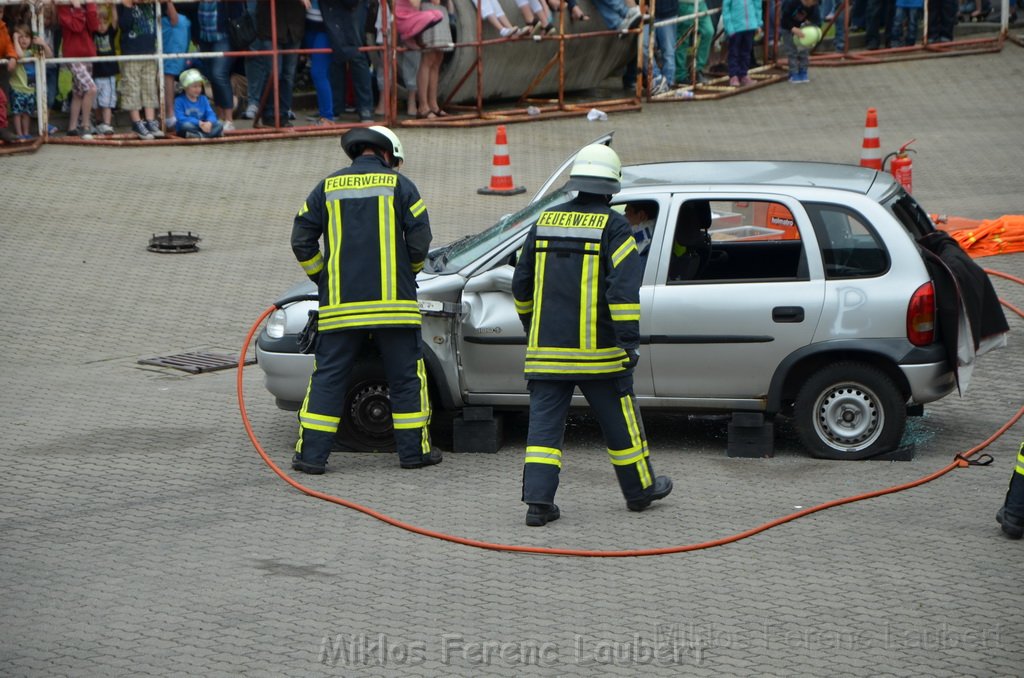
[137,352,253,374]
[148,231,201,253]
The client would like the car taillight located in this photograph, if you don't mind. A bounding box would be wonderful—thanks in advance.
[907,282,936,346]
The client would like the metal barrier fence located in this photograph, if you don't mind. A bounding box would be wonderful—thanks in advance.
[0,0,1012,151]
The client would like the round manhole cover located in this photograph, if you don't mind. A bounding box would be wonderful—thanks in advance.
[148,231,201,253]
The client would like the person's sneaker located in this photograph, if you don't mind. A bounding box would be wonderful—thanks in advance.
[996,507,1024,539]
[358,110,374,122]
[242,103,258,119]
[618,5,642,31]
[222,120,236,132]
[287,109,296,121]
[650,74,670,95]
[46,123,59,135]
[185,131,203,139]
[291,454,326,475]
[498,25,517,38]
[400,448,443,469]
[525,503,561,527]
[729,75,741,87]
[626,475,673,512]
[788,73,801,83]
[145,119,165,138]
[798,71,810,83]
[740,75,753,86]
[132,120,155,140]
[96,122,115,135]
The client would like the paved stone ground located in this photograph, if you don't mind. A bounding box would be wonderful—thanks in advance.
[2,47,1023,677]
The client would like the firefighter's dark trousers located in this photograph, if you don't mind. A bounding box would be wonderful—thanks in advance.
[522,377,656,506]
[295,328,432,467]
[1003,441,1024,519]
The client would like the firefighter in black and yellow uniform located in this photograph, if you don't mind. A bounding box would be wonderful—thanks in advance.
[290,126,441,474]
[511,144,672,527]
[996,441,1024,539]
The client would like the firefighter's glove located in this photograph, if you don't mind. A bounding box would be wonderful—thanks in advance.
[623,349,640,370]
[297,310,319,354]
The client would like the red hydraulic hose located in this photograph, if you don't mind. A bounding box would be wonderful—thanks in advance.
[238,269,1024,557]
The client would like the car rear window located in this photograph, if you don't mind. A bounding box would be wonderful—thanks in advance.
[804,202,890,279]
[887,191,938,240]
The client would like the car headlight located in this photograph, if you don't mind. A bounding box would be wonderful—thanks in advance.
[266,309,288,339]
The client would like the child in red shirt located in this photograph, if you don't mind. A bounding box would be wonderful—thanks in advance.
[57,0,100,138]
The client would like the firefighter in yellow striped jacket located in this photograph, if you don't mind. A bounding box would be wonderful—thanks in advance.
[996,441,1024,539]
[289,126,441,474]
[511,144,672,526]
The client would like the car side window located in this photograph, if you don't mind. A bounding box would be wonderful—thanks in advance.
[668,199,808,283]
[804,202,890,279]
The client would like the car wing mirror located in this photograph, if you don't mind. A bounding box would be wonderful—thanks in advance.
[464,266,514,294]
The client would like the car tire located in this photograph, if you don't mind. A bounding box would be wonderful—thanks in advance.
[334,361,396,453]
[794,362,906,460]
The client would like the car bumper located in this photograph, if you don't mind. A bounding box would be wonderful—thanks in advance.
[900,361,957,404]
[255,335,311,409]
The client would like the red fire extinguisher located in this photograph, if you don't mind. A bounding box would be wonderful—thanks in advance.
[884,139,916,193]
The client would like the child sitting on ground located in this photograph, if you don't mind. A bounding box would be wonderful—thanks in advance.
[173,68,223,139]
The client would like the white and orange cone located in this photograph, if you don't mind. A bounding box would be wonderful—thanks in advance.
[478,125,526,195]
[859,107,882,171]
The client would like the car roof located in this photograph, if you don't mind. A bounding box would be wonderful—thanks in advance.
[621,161,891,196]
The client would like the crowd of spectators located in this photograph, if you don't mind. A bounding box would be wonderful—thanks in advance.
[0,0,999,145]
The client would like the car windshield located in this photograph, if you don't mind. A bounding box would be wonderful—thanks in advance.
[429,188,573,273]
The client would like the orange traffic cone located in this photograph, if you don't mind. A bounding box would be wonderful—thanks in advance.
[859,107,882,171]
[478,125,526,196]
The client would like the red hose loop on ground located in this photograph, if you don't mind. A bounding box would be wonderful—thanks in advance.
[238,268,1023,556]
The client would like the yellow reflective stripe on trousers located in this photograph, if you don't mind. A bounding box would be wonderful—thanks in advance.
[579,241,599,350]
[392,359,432,431]
[327,198,343,305]
[525,446,562,467]
[620,394,652,489]
[393,411,430,429]
[298,368,342,433]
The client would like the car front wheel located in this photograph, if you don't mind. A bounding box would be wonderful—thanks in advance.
[334,362,396,453]
[794,362,906,460]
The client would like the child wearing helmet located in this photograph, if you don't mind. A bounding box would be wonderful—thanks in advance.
[173,69,224,139]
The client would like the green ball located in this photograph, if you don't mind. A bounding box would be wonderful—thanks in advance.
[795,25,822,48]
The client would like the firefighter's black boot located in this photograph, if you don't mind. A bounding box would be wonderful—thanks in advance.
[291,454,326,475]
[626,475,673,512]
[400,447,443,469]
[526,503,561,527]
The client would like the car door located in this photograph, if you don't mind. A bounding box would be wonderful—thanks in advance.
[646,193,826,406]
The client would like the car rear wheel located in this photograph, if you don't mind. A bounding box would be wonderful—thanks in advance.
[334,362,396,453]
[794,362,906,460]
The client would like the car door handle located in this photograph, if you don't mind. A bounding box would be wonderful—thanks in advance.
[772,306,805,323]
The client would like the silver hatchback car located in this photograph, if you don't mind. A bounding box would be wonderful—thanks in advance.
[256,141,961,460]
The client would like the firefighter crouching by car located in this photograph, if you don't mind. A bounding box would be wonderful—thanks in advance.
[511,144,673,527]
[289,126,442,474]
[996,441,1024,539]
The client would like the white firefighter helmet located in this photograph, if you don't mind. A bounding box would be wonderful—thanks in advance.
[341,126,405,167]
[565,143,622,194]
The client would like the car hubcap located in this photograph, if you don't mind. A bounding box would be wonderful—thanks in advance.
[814,383,883,452]
[349,384,393,437]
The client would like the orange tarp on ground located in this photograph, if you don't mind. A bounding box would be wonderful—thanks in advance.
[933,214,1024,258]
